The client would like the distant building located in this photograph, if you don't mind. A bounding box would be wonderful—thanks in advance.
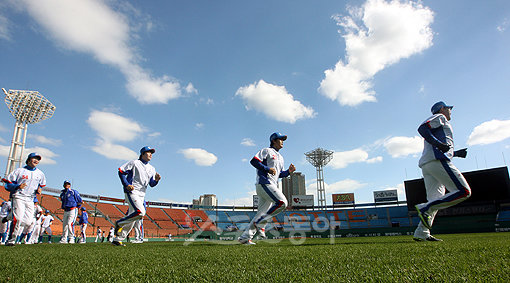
[282,172,306,204]
[196,194,217,208]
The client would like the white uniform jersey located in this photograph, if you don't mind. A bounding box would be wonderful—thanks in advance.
[253,147,285,186]
[41,214,54,228]
[6,166,46,201]
[0,201,11,218]
[419,113,454,168]
[119,160,156,197]
[34,205,43,221]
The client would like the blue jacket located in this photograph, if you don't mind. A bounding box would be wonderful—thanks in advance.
[79,211,89,224]
[60,188,83,211]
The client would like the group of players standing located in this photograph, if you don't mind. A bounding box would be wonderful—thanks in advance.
[0,101,472,246]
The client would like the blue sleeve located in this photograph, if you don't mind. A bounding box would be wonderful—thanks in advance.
[76,192,83,207]
[118,169,131,187]
[2,178,18,192]
[279,170,290,178]
[149,177,158,187]
[418,123,446,148]
[250,157,270,172]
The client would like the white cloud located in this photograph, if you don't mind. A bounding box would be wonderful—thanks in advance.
[307,178,367,195]
[87,110,145,160]
[179,148,218,167]
[223,190,256,206]
[241,138,256,147]
[28,134,62,146]
[87,110,144,143]
[185,83,198,94]
[0,144,58,165]
[15,0,187,104]
[236,80,316,124]
[328,148,382,169]
[0,12,9,41]
[467,119,510,146]
[318,0,434,106]
[383,136,423,158]
[91,139,137,161]
[195,123,204,130]
[497,18,508,32]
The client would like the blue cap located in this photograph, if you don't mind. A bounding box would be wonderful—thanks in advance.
[26,152,41,161]
[45,210,50,213]
[81,207,86,211]
[270,132,287,143]
[140,146,155,154]
[431,101,453,114]
[33,197,39,203]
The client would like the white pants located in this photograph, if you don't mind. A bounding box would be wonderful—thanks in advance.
[7,198,34,244]
[114,193,145,241]
[80,224,88,242]
[414,160,471,238]
[241,184,287,240]
[61,208,78,243]
[95,232,101,242]
[30,223,41,244]
[134,219,143,241]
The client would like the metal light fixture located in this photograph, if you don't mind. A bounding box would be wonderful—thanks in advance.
[2,88,56,176]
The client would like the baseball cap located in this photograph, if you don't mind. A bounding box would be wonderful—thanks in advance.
[431,101,453,114]
[45,210,50,213]
[81,207,86,211]
[270,132,287,142]
[26,152,41,162]
[33,197,39,203]
[140,146,156,154]
[63,180,71,186]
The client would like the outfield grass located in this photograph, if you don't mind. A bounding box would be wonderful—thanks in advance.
[1,232,509,282]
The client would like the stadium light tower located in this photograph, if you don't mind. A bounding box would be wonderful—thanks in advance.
[2,88,56,176]
[305,148,334,210]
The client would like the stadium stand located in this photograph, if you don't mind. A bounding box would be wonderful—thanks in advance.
[0,186,9,201]
[186,209,216,231]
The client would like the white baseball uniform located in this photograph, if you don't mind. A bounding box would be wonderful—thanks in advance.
[414,113,471,239]
[114,159,158,242]
[4,166,46,244]
[240,147,290,241]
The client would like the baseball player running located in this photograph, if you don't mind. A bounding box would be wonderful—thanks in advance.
[113,146,161,246]
[413,101,471,241]
[59,180,83,243]
[78,207,88,243]
[239,132,295,245]
[2,152,46,246]
[95,226,102,242]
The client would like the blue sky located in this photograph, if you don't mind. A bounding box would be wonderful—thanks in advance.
[1,0,509,206]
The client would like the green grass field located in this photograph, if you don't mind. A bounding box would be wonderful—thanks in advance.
[1,232,509,282]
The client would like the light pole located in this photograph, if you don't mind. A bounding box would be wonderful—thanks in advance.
[2,88,56,176]
[305,148,333,210]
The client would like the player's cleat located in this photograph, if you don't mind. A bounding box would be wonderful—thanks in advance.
[114,223,122,237]
[238,238,256,245]
[415,205,432,229]
[1,217,8,223]
[5,242,15,246]
[413,235,443,242]
[59,240,68,244]
[131,240,143,244]
[257,228,267,240]
[112,240,126,246]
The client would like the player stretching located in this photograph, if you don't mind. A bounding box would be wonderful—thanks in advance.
[113,146,161,246]
[239,132,295,245]
[2,153,46,246]
[59,180,83,244]
[414,101,471,241]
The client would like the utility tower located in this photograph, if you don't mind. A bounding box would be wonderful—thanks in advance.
[2,88,56,176]
[305,148,333,210]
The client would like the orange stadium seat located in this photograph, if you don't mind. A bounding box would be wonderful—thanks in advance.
[186,210,216,231]
[0,186,10,201]
[146,207,172,221]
